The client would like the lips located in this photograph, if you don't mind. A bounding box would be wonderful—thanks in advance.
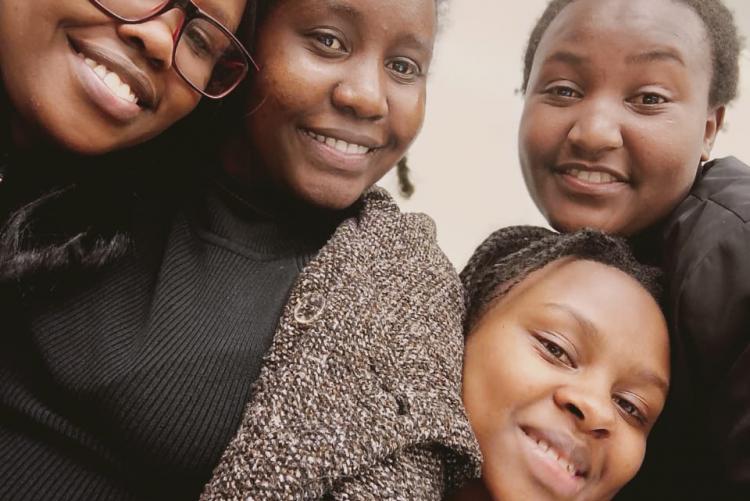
[301,127,384,153]
[68,36,157,109]
[522,426,591,477]
[302,129,373,155]
[554,162,629,184]
[518,425,590,498]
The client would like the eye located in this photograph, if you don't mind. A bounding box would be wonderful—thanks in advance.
[631,92,669,106]
[386,58,421,82]
[546,85,582,100]
[313,32,346,52]
[613,395,647,425]
[184,26,216,59]
[535,335,576,368]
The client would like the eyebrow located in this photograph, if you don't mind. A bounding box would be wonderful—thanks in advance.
[198,1,233,29]
[633,369,670,396]
[323,0,362,23]
[625,49,686,67]
[543,50,588,67]
[321,0,431,55]
[394,33,432,55]
[544,303,669,395]
[543,302,600,341]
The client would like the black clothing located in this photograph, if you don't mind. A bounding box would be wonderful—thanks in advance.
[0,174,339,500]
[621,157,750,500]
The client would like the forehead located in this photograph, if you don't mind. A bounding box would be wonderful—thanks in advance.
[274,0,437,41]
[506,259,668,372]
[536,0,711,71]
[195,0,247,30]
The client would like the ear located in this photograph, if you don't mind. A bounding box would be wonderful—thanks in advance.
[701,105,725,162]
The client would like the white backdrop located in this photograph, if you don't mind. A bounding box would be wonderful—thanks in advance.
[380,0,750,268]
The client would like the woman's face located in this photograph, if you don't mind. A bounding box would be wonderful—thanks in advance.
[0,0,246,154]
[518,0,720,236]
[241,0,437,209]
[463,259,669,500]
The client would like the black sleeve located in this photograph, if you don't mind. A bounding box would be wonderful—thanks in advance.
[676,224,750,498]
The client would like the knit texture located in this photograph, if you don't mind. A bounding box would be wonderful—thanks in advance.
[0,187,330,501]
[202,187,481,500]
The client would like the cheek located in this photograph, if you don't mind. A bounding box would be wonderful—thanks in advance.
[602,432,647,494]
[519,103,566,165]
[389,85,426,148]
[161,81,201,124]
[254,47,337,119]
[627,124,703,205]
[463,332,535,439]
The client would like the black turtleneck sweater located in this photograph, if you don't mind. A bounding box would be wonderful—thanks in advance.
[0,174,342,500]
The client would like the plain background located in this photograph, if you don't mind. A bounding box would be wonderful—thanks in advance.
[379,0,750,268]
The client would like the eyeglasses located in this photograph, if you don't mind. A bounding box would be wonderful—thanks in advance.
[89,0,257,99]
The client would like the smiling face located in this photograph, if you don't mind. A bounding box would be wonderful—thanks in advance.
[239,0,436,209]
[518,0,723,236]
[463,259,669,500]
[0,0,247,154]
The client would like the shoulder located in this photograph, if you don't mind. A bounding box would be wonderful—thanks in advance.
[662,157,750,281]
[689,156,750,223]
[333,186,458,286]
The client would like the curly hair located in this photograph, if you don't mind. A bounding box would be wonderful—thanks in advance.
[521,0,744,107]
[460,226,662,332]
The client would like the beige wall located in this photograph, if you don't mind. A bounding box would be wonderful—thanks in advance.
[380,0,750,268]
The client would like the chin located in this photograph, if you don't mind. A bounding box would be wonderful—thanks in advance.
[294,179,368,211]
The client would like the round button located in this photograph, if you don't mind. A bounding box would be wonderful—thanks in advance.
[293,292,326,325]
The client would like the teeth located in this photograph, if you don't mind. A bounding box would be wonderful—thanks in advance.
[533,438,578,478]
[304,130,371,155]
[567,168,617,184]
[79,52,138,105]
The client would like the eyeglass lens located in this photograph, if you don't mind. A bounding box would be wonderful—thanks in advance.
[93,0,250,97]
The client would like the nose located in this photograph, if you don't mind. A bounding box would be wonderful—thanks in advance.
[331,59,388,120]
[116,9,184,70]
[567,99,624,158]
[554,384,617,439]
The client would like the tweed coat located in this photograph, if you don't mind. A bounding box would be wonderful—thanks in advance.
[201,187,482,500]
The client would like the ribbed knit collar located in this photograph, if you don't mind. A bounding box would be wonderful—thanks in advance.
[203,176,355,259]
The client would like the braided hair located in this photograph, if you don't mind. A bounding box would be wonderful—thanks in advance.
[460,226,662,332]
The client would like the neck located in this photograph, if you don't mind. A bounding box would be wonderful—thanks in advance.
[220,133,348,221]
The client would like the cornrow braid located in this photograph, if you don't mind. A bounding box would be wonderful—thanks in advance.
[396,157,415,198]
[460,226,662,332]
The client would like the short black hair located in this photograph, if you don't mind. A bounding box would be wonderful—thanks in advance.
[460,226,662,332]
[521,0,743,107]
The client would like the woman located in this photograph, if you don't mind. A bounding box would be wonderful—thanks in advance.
[453,227,670,500]
[0,1,255,499]
[203,0,480,498]
[2,0,480,499]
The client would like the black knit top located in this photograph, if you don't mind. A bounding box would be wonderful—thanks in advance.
[0,172,342,500]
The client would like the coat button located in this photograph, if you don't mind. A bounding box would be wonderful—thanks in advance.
[293,292,326,325]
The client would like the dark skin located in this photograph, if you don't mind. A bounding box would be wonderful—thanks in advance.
[224,0,437,210]
[456,259,669,501]
[0,0,246,154]
[518,0,725,237]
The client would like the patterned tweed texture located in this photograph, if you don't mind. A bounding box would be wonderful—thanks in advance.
[201,188,481,500]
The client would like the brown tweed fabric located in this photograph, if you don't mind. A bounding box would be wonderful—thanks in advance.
[201,187,481,500]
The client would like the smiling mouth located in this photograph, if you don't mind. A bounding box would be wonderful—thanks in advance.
[301,129,376,155]
[78,55,138,105]
[564,168,620,184]
[522,427,588,479]
[68,37,154,109]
